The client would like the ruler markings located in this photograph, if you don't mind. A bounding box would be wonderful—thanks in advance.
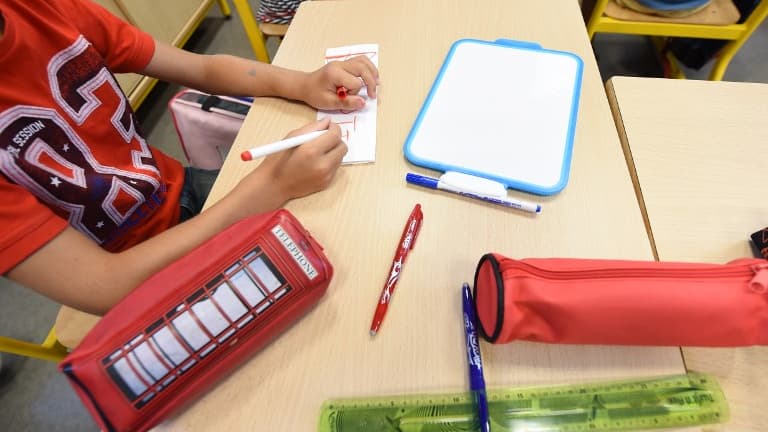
[318,373,728,432]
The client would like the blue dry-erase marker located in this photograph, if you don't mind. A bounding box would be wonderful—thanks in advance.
[462,282,490,432]
[406,173,541,214]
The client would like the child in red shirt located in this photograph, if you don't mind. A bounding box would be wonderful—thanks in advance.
[0,0,378,314]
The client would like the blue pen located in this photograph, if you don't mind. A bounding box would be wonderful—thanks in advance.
[462,282,491,432]
[406,173,541,214]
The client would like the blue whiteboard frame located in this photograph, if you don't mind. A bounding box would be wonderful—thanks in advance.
[403,39,584,196]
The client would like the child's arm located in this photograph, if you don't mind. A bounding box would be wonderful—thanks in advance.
[6,119,345,315]
[141,40,379,111]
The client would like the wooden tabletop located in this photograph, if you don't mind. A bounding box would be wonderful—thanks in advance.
[607,76,768,432]
[153,1,686,430]
[56,1,688,430]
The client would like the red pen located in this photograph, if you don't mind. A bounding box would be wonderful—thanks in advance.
[370,203,424,336]
[336,86,348,100]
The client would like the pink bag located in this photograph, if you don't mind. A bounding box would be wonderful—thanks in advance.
[473,253,768,346]
[168,89,251,169]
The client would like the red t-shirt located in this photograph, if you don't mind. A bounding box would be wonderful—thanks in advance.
[0,0,184,273]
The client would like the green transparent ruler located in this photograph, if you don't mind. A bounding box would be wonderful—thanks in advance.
[318,372,728,432]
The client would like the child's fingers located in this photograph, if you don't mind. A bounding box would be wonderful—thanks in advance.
[337,95,367,111]
[285,117,331,138]
[338,59,379,98]
[347,56,379,82]
[296,120,342,155]
[320,139,348,172]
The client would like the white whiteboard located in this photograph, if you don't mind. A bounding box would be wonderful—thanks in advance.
[403,39,583,195]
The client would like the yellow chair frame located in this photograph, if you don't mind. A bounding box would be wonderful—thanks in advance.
[231,0,290,63]
[0,327,69,362]
[126,0,232,110]
[586,0,768,80]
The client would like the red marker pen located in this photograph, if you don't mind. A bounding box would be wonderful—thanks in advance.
[336,86,348,100]
[369,203,423,336]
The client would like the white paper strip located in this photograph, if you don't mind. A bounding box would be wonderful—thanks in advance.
[317,44,379,164]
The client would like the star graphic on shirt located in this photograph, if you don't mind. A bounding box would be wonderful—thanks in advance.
[96,221,104,229]
[6,146,20,158]
[50,176,62,187]
[62,144,70,152]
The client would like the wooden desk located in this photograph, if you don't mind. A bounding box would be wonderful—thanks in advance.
[56,1,687,430]
[154,1,685,430]
[607,76,768,431]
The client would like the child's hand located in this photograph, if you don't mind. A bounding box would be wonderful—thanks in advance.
[301,56,379,111]
[257,118,346,201]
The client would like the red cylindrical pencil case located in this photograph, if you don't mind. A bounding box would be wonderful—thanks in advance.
[473,253,768,346]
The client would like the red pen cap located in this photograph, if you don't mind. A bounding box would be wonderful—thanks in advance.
[409,204,423,249]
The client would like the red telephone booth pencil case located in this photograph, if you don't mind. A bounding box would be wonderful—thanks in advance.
[473,253,768,347]
[59,210,333,432]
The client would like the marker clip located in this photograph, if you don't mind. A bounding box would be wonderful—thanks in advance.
[439,172,507,198]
